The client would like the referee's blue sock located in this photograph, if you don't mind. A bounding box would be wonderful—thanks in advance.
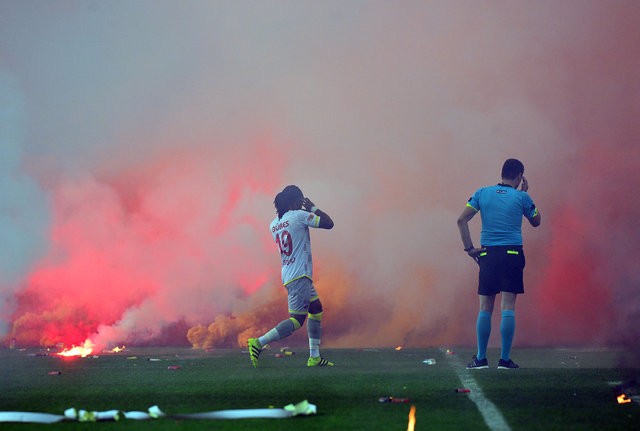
[500,310,515,361]
[476,310,491,360]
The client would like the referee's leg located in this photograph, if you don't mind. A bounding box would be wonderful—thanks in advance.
[500,292,517,361]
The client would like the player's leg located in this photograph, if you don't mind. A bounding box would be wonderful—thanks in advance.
[258,315,305,347]
[249,316,305,368]
[307,297,322,357]
[305,283,333,366]
[247,279,309,367]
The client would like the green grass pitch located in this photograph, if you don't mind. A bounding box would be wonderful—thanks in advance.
[0,346,637,430]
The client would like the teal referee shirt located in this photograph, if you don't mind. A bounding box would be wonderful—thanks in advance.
[467,184,538,246]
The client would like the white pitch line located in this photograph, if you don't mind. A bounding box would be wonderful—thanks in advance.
[448,354,512,431]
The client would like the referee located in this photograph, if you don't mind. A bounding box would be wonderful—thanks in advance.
[457,159,541,369]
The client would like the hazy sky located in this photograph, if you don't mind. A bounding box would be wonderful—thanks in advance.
[1,1,638,350]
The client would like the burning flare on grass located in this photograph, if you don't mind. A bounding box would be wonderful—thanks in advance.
[617,394,632,404]
[110,345,126,353]
[395,346,403,351]
[57,340,94,358]
[407,405,416,431]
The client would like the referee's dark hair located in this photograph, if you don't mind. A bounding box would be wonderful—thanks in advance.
[501,158,525,180]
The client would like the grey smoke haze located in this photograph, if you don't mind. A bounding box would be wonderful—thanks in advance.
[0,1,638,349]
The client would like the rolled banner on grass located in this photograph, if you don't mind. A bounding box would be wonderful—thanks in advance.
[173,400,316,420]
[0,412,66,424]
[124,405,164,420]
[0,401,315,423]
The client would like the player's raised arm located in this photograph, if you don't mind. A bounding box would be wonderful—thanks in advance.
[303,197,334,229]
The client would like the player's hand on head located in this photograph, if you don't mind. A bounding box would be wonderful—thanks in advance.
[520,176,529,192]
[303,197,315,211]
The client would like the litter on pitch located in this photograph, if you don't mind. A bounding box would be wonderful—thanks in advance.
[422,358,436,365]
[275,352,295,358]
[0,400,316,423]
[378,396,410,403]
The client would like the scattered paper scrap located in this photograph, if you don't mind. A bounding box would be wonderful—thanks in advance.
[378,396,410,403]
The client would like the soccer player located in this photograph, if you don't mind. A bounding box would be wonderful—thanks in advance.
[248,185,335,368]
[457,159,541,369]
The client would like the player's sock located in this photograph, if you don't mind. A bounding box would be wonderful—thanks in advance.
[259,318,299,346]
[258,329,277,347]
[307,312,322,357]
[476,310,492,360]
[500,309,515,361]
[309,338,320,357]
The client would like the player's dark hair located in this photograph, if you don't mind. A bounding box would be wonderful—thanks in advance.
[282,185,303,202]
[274,192,290,219]
[501,158,525,180]
[275,185,303,218]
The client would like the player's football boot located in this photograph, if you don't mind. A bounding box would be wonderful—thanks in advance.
[307,356,334,367]
[247,338,262,368]
[497,358,519,369]
[466,355,489,369]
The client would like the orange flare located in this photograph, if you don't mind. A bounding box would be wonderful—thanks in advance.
[407,405,416,431]
[57,339,94,358]
[617,394,631,404]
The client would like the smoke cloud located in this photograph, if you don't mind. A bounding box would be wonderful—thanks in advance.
[0,1,638,351]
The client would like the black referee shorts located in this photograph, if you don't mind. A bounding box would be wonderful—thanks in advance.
[477,246,525,295]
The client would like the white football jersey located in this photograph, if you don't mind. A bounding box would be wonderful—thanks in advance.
[270,209,320,285]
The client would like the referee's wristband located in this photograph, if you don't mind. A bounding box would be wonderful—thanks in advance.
[310,206,318,213]
[464,246,474,252]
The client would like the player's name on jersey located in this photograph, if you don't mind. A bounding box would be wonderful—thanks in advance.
[272,220,290,232]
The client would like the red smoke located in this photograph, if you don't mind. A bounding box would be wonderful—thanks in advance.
[525,140,639,346]
[9,139,285,350]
